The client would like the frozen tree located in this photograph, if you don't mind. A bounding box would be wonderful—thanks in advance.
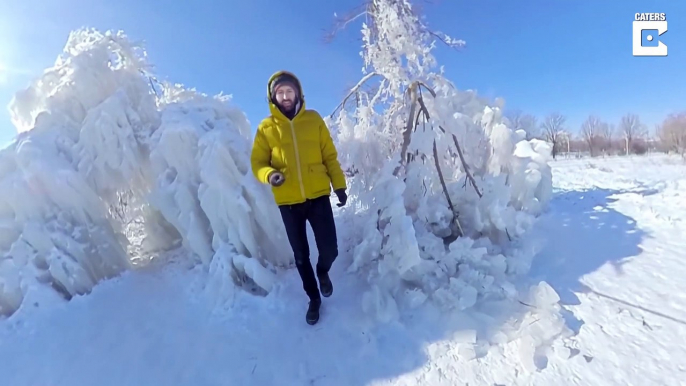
[1,29,157,315]
[620,113,646,155]
[540,113,566,159]
[327,0,554,322]
[0,28,289,316]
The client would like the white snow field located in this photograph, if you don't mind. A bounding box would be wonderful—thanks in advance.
[1,153,684,386]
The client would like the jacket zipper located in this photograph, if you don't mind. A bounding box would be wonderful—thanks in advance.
[289,120,306,199]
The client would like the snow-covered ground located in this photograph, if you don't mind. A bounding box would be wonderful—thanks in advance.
[1,153,684,385]
[528,154,686,385]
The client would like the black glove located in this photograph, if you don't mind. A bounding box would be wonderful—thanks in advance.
[268,171,285,187]
[334,189,347,207]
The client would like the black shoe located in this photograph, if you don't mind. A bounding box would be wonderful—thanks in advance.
[306,298,321,325]
[318,272,333,297]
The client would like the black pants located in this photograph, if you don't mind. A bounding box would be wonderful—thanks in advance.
[279,195,338,301]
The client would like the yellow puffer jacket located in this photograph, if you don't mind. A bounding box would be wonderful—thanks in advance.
[250,71,347,206]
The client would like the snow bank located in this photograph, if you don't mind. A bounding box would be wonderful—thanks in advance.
[0,28,288,317]
[331,0,555,324]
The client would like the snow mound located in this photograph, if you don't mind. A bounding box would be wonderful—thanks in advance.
[0,28,289,317]
[330,0,555,324]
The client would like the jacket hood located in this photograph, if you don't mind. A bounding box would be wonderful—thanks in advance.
[267,70,306,119]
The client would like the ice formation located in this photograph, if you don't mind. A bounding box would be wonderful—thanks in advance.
[0,29,289,316]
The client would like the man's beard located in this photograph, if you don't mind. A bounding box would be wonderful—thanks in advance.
[279,99,296,112]
[277,98,300,119]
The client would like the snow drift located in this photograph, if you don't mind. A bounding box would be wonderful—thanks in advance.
[0,28,289,317]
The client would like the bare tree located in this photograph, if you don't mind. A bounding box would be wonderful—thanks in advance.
[558,130,572,154]
[540,112,566,159]
[657,112,686,156]
[604,123,616,154]
[620,113,646,155]
[568,135,587,154]
[505,110,540,140]
[580,115,606,156]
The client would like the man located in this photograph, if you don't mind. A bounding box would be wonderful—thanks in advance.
[250,70,348,325]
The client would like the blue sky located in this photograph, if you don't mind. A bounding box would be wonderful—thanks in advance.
[0,0,684,146]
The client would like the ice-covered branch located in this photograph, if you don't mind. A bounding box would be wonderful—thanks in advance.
[393,81,420,176]
[329,71,380,118]
[432,138,463,237]
[450,130,483,198]
[416,88,483,199]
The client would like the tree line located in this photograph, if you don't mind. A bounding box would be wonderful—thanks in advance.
[504,110,686,159]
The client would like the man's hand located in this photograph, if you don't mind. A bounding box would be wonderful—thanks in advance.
[268,171,285,187]
[334,188,347,207]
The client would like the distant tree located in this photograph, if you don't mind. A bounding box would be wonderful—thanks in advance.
[657,112,686,157]
[631,139,648,155]
[505,110,540,140]
[569,137,587,154]
[540,112,566,159]
[580,115,607,156]
[557,130,572,154]
[620,113,647,155]
[603,123,616,154]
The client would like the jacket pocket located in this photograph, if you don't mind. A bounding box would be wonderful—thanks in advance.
[308,164,328,175]
[308,163,331,195]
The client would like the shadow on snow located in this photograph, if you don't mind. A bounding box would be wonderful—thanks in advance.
[528,188,648,334]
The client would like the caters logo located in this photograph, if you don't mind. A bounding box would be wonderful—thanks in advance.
[633,13,667,57]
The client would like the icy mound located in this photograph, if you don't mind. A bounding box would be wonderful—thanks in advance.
[0,29,288,317]
[341,99,553,321]
[330,0,555,322]
[149,83,290,269]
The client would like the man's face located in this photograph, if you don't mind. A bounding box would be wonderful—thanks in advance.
[274,84,297,111]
